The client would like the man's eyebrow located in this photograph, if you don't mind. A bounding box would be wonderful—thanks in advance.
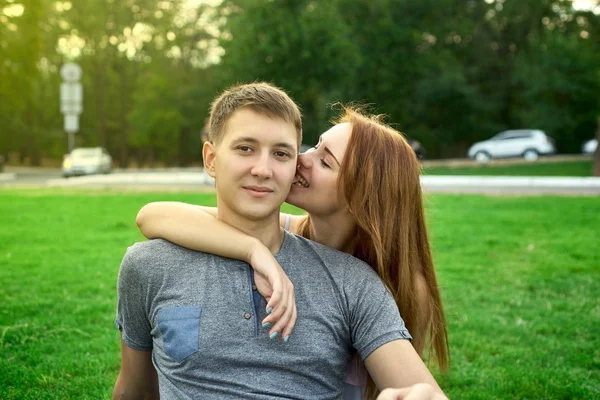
[230,137,259,145]
[230,137,297,152]
[275,142,297,152]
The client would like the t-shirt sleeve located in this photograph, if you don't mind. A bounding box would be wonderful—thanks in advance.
[344,259,412,361]
[115,247,153,351]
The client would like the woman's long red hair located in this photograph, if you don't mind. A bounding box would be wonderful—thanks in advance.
[299,108,449,399]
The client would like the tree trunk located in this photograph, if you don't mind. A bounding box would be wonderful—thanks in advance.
[148,147,155,168]
[25,108,40,166]
[135,149,143,168]
[119,59,129,169]
[114,2,130,169]
[593,117,600,177]
[96,61,106,148]
[179,128,190,167]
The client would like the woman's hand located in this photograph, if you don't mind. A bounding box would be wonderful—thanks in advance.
[247,242,297,342]
[377,384,448,400]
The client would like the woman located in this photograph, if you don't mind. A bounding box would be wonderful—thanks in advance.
[136,107,449,399]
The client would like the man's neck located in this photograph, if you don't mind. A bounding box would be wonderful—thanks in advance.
[217,208,284,255]
[308,210,357,254]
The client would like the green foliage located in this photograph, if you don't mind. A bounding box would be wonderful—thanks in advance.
[0,0,599,163]
[216,0,362,143]
[514,33,600,153]
[128,69,184,164]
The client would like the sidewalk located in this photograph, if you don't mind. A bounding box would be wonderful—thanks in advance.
[0,172,16,181]
[40,172,600,195]
[420,175,600,195]
[421,175,600,188]
[47,171,215,186]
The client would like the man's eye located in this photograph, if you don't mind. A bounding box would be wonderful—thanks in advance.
[237,146,252,152]
[275,151,290,158]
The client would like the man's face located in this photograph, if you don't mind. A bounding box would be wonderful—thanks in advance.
[204,108,298,222]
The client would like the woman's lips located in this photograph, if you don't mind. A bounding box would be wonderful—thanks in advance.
[294,173,309,188]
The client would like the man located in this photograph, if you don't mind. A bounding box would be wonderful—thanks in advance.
[113,82,445,399]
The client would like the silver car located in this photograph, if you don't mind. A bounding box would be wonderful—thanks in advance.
[62,147,113,177]
[467,129,556,163]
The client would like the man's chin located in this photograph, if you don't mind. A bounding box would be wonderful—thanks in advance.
[237,202,282,222]
[243,211,280,222]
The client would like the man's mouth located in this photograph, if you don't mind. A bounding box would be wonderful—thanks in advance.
[293,173,309,188]
[244,185,273,193]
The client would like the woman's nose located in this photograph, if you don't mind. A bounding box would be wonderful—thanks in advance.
[297,152,312,169]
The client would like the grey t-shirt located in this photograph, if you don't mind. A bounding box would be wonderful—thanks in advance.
[116,231,410,399]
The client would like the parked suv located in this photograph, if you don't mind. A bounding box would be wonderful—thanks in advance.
[467,129,556,163]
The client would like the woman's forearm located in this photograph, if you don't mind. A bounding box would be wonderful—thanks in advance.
[137,202,298,336]
[136,202,260,263]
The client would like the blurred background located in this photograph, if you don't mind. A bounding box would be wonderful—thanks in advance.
[0,0,599,168]
[2,2,600,399]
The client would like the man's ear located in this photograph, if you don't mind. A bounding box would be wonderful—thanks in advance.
[202,141,217,178]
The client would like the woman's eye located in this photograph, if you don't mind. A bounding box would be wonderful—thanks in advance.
[320,159,331,169]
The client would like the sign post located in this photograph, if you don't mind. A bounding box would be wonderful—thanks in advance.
[60,63,83,152]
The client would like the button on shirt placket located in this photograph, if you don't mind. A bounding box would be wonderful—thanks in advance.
[245,267,260,336]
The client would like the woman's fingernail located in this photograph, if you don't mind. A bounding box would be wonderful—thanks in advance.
[284,335,290,342]
[269,332,278,340]
[262,322,271,328]
[266,307,273,315]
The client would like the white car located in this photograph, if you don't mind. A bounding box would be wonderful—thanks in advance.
[63,147,113,177]
[467,129,556,163]
[582,139,597,155]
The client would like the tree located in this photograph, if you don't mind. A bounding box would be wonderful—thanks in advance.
[216,0,362,144]
[1,0,598,163]
[593,118,600,176]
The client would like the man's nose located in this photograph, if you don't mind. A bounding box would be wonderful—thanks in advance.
[250,152,273,179]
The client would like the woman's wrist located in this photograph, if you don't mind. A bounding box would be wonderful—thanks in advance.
[245,237,265,265]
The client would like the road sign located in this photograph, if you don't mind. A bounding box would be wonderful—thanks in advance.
[60,82,83,114]
[60,63,82,82]
[60,63,83,152]
[64,114,79,134]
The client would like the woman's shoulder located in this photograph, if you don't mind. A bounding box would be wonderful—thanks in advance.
[279,213,306,234]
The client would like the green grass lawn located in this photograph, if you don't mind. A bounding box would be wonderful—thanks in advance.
[423,160,593,177]
[1,189,598,399]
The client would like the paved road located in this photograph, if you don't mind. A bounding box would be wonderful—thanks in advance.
[2,167,599,195]
[421,176,600,195]
[1,167,62,185]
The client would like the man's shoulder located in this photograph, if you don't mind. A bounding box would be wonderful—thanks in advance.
[126,237,186,257]
[123,238,211,269]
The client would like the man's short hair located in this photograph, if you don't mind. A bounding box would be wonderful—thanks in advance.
[208,82,303,147]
